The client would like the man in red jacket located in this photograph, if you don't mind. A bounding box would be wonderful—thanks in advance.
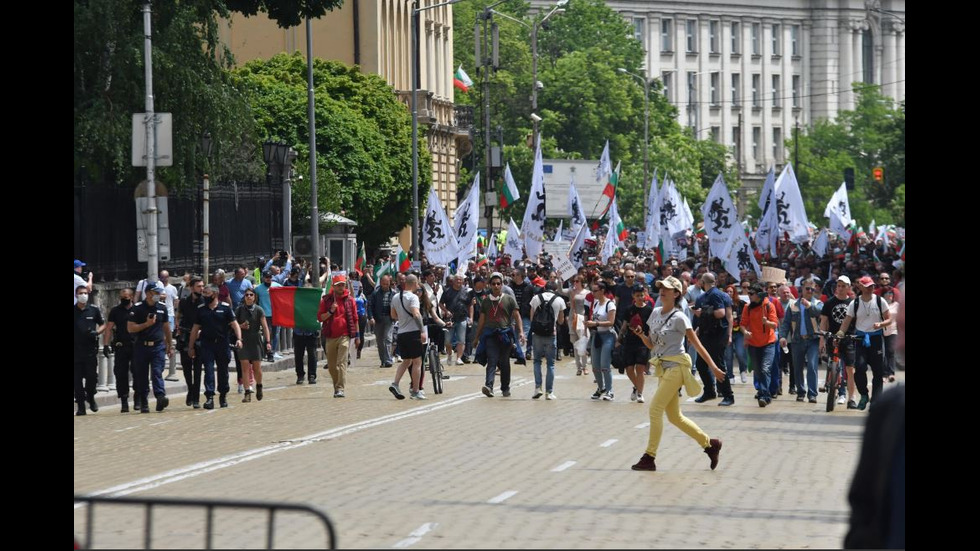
[319,274,360,398]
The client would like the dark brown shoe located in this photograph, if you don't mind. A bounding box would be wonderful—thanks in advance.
[705,438,722,470]
[631,453,657,471]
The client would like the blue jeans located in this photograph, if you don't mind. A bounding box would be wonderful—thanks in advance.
[791,338,820,398]
[748,343,775,402]
[521,316,532,350]
[591,332,615,392]
[725,330,748,379]
[133,343,167,399]
[200,340,231,397]
[266,317,279,352]
[532,334,557,392]
[770,332,783,395]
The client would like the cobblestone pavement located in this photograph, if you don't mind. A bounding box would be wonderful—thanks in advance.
[75,346,900,548]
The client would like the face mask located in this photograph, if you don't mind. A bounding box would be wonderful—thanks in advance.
[77,293,89,304]
[120,298,132,306]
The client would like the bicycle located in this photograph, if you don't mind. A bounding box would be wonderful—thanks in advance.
[817,331,860,412]
[420,324,449,395]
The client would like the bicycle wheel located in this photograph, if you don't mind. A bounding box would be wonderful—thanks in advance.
[826,360,839,412]
[429,345,443,394]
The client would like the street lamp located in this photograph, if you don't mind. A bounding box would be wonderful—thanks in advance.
[199,132,213,279]
[618,68,650,224]
[491,0,568,147]
[411,0,463,262]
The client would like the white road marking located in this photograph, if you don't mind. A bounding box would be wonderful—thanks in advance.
[599,439,618,448]
[634,422,650,429]
[550,461,576,472]
[487,491,518,504]
[148,420,171,427]
[113,426,139,433]
[392,523,438,548]
[76,379,532,507]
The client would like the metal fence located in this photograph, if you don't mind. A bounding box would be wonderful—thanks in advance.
[74,179,284,282]
[74,494,337,549]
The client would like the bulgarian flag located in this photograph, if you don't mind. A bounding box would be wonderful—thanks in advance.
[354,242,366,273]
[695,223,706,239]
[395,244,411,273]
[597,161,621,219]
[500,163,520,208]
[270,287,322,331]
[454,65,474,92]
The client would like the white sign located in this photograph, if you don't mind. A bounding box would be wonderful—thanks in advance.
[132,113,174,167]
[553,256,578,282]
[541,159,604,219]
[542,241,568,258]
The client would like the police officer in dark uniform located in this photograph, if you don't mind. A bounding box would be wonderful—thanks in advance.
[103,288,136,412]
[74,285,104,416]
[189,284,242,410]
[176,277,205,408]
[127,282,174,413]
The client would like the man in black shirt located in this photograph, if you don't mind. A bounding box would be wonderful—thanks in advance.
[176,277,205,408]
[74,285,104,415]
[128,282,174,413]
[189,285,242,409]
[103,288,135,412]
[820,275,858,409]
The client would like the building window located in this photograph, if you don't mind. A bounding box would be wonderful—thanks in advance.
[709,20,720,53]
[772,74,781,108]
[752,74,761,107]
[710,72,720,105]
[773,127,783,161]
[862,29,874,83]
[791,24,801,57]
[752,126,761,160]
[733,126,741,150]
[687,71,698,103]
[633,18,645,47]
[731,22,741,54]
[686,20,698,53]
[661,19,674,52]
[751,23,761,55]
[771,24,781,57]
[792,75,801,108]
[662,71,672,101]
[711,126,721,143]
[731,73,741,104]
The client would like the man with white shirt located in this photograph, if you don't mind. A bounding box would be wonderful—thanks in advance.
[74,259,93,304]
[837,275,890,410]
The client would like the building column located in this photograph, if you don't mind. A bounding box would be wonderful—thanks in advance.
[699,17,710,137]
[882,24,897,102]
[801,21,811,124]
[894,23,905,102]
[839,19,853,110]
[851,20,865,88]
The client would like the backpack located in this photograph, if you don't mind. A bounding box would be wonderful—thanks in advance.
[855,294,884,322]
[531,294,559,337]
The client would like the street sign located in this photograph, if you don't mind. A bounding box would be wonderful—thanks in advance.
[132,113,174,167]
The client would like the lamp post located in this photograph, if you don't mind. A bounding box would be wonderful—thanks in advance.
[411,0,463,262]
[200,132,213,279]
[618,68,650,224]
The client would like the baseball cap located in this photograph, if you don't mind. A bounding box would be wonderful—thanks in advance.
[74,259,86,269]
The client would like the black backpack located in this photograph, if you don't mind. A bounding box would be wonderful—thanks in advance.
[531,294,559,337]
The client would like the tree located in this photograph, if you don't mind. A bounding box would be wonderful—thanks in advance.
[788,84,905,226]
[234,53,431,249]
[225,0,346,28]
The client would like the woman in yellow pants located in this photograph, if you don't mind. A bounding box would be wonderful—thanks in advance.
[630,276,726,472]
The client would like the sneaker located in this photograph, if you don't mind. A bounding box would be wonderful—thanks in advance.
[414,390,427,400]
[718,397,733,406]
[836,395,847,405]
[155,395,169,412]
[847,399,858,409]
[532,387,543,399]
[546,392,557,400]
[637,393,645,404]
[502,390,511,397]
[694,394,717,403]
[237,384,244,394]
[334,390,345,398]
[591,387,604,400]
[576,368,583,376]
[757,398,768,408]
[704,438,722,470]
[273,352,284,360]
[631,453,657,471]
[630,387,638,402]
[740,372,748,384]
[308,376,317,385]
[462,356,472,364]
[796,395,805,402]
[857,394,870,411]
[389,383,405,400]
[456,358,464,366]
[481,385,494,398]
[409,391,418,400]
[602,391,614,401]
[296,376,305,385]
[808,397,818,403]
[393,355,403,363]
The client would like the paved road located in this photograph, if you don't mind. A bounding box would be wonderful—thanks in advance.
[74,347,892,548]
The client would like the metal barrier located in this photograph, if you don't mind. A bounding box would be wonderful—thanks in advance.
[74,495,337,549]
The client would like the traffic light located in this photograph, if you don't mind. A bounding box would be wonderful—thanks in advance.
[843,167,855,190]
[872,166,884,182]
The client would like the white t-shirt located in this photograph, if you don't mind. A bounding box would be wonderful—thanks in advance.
[591,299,616,333]
[163,284,179,322]
[530,291,566,331]
[74,273,87,305]
[391,291,423,333]
[847,294,888,333]
[646,306,693,365]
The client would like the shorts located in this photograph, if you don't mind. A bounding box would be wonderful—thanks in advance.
[397,331,423,360]
[622,344,651,366]
[838,340,856,367]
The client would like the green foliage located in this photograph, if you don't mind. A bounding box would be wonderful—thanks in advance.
[788,84,905,226]
[453,0,736,230]
[233,53,430,249]
[74,0,262,189]
[225,0,346,29]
